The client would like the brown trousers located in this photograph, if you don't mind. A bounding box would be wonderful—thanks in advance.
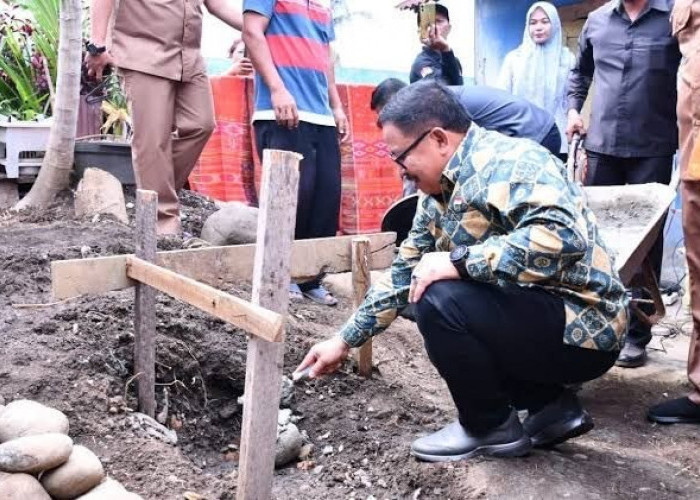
[678,72,700,404]
[122,69,215,234]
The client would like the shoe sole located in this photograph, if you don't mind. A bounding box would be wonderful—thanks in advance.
[410,435,532,463]
[530,412,594,448]
[647,415,700,425]
[614,357,646,368]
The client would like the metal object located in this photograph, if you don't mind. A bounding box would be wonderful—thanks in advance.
[380,193,419,246]
[567,133,587,206]
[291,367,312,382]
[586,183,677,327]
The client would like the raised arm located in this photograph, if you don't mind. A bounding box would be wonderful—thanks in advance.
[205,0,243,31]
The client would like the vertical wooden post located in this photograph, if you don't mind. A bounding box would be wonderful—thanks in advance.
[237,150,301,500]
[352,237,372,377]
[134,189,158,418]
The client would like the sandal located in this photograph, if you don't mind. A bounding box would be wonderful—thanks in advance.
[303,285,338,306]
[289,283,304,302]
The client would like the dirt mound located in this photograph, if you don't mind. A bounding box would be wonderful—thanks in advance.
[1,189,698,499]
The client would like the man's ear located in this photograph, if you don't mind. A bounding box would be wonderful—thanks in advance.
[430,128,450,151]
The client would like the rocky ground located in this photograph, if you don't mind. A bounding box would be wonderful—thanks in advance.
[0,190,698,499]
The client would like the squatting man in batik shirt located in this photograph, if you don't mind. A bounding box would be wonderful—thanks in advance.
[295,81,628,462]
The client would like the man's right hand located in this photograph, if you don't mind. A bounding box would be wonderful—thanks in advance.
[226,57,254,77]
[271,87,299,129]
[294,337,351,379]
[566,109,586,142]
[85,51,114,81]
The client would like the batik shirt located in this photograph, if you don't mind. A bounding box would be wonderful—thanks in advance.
[339,126,629,352]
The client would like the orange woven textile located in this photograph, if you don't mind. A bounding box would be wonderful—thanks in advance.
[188,76,403,234]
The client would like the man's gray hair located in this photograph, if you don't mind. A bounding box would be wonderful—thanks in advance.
[377,80,471,136]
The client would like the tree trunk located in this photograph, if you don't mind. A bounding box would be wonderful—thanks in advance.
[14,0,82,210]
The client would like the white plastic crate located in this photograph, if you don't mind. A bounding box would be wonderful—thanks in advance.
[0,119,52,179]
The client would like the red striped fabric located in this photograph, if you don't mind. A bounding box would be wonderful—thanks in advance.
[274,0,332,24]
[189,77,403,234]
[267,34,329,72]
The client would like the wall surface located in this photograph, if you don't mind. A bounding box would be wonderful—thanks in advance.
[201,0,475,85]
[475,0,600,85]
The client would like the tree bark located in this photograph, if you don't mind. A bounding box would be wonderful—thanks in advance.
[14,0,82,210]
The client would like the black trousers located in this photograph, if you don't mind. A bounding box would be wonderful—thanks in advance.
[415,280,618,434]
[585,152,674,347]
[254,121,341,289]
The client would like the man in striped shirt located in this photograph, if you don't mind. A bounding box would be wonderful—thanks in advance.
[243,0,348,305]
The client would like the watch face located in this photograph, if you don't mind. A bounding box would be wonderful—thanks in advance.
[450,245,468,262]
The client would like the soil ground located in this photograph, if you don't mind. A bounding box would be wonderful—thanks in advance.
[0,191,698,500]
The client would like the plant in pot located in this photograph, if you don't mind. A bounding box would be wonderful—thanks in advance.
[0,0,57,182]
[73,70,134,185]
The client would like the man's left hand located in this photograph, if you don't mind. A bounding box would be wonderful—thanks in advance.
[409,252,459,303]
[333,107,350,143]
[426,25,450,52]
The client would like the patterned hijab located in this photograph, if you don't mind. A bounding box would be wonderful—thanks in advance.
[511,2,570,113]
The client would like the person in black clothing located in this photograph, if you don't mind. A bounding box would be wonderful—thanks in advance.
[567,0,681,369]
[409,4,463,86]
[372,78,560,195]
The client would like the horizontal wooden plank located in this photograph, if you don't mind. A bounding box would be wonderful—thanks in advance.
[126,257,284,342]
[52,232,396,299]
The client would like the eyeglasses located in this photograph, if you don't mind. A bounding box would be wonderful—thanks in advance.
[390,129,432,169]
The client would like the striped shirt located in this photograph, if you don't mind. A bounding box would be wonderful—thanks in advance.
[244,0,336,126]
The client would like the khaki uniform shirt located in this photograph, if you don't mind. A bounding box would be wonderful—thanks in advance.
[672,0,700,178]
[112,0,206,82]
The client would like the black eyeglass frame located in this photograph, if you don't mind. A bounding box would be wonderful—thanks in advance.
[390,128,433,169]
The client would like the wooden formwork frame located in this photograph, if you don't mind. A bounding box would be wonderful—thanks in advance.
[50,150,395,498]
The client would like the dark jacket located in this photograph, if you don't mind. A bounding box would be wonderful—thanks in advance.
[409,47,463,85]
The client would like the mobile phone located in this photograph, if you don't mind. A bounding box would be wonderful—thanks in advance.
[419,2,436,40]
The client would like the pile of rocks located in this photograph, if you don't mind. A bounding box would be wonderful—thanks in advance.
[0,399,141,499]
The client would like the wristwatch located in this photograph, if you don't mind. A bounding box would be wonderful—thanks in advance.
[85,41,107,56]
[449,245,470,280]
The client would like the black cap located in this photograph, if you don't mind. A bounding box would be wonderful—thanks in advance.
[436,4,449,21]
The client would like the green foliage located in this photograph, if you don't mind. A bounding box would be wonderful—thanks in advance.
[100,73,131,138]
[0,0,59,120]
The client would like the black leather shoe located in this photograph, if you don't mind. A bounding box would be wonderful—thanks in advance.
[410,410,532,462]
[523,389,594,448]
[648,397,700,424]
[615,343,647,368]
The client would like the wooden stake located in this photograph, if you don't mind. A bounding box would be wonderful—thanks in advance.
[134,190,157,418]
[125,257,284,342]
[352,237,372,377]
[237,150,301,500]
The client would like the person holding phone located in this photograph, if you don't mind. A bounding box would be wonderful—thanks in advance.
[409,3,463,85]
[226,38,254,77]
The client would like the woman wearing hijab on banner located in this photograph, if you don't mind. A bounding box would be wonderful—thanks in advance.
[498,2,574,160]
